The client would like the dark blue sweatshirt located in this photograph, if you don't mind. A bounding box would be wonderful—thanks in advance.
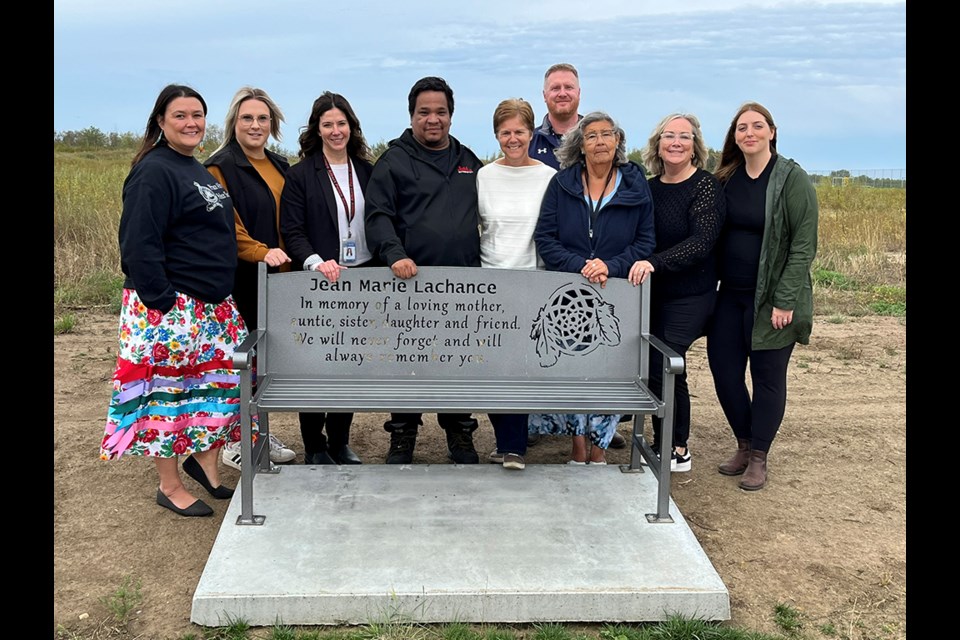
[119,145,236,311]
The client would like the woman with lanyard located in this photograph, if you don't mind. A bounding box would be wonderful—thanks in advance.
[280,91,379,465]
[532,111,655,465]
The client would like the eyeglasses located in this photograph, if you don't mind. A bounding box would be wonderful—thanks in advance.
[660,132,695,143]
[239,114,271,126]
[584,130,617,144]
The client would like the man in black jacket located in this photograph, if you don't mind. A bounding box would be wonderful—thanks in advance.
[365,76,483,465]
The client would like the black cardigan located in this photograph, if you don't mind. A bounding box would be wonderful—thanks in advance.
[279,153,374,268]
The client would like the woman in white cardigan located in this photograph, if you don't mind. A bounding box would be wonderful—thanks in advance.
[476,98,556,469]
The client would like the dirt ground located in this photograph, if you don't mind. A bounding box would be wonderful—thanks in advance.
[53,311,906,639]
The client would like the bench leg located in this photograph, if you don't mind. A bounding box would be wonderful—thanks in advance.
[620,416,646,474]
[255,413,281,475]
[645,370,676,524]
[236,375,265,526]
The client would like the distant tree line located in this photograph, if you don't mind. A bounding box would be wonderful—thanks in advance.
[53,125,289,161]
[54,127,144,150]
[807,169,906,189]
[55,127,787,178]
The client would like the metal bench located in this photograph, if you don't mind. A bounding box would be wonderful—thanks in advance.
[232,263,683,525]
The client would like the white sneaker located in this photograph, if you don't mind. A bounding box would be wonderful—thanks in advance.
[671,448,692,473]
[221,441,242,471]
[268,433,296,464]
[502,453,525,470]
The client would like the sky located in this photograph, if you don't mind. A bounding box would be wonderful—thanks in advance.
[53,0,906,175]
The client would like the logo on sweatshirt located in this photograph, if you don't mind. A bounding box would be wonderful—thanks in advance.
[194,181,225,212]
[456,166,474,174]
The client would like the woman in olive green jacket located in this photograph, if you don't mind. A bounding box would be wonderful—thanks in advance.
[707,101,818,491]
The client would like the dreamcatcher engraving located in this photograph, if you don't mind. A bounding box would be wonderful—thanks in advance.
[530,283,621,367]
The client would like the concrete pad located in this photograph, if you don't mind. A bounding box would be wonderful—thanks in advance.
[191,464,729,626]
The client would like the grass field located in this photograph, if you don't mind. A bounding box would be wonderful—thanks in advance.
[53,149,906,638]
[53,150,906,329]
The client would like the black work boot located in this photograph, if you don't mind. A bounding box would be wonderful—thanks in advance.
[445,426,479,464]
[329,444,362,465]
[385,428,417,464]
[304,450,337,465]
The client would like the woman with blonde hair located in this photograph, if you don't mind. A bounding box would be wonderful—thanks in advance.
[628,112,725,472]
[205,86,297,469]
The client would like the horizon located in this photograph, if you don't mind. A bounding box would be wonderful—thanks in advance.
[54,0,906,175]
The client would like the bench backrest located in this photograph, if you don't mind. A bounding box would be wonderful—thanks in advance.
[257,265,649,381]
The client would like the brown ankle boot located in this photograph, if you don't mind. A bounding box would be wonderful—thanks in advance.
[738,450,768,491]
[718,438,751,476]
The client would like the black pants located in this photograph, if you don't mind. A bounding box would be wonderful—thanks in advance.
[290,259,385,455]
[649,289,716,449]
[383,413,478,434]
[489,414,528,455]
[706,287,795,453]
[299,412,353,454]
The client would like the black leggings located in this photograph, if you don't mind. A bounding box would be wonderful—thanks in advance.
[706,288,795,453]
[649,289,716,449]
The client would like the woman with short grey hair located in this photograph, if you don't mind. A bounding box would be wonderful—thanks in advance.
[554,111,629,169]
[530,111,655,464]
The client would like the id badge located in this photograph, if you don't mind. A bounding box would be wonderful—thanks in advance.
[341,238,357,264]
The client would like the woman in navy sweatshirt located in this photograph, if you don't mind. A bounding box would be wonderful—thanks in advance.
[100,84,243,517]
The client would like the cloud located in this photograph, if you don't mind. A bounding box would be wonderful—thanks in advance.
[53,1,906,169]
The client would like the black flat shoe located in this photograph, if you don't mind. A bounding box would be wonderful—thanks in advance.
[183,455,234,499]
[330,444,362,465]
[156,489,213,517]
[304,451,337,465]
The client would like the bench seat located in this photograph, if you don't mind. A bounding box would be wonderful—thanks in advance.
[254,376,662,415]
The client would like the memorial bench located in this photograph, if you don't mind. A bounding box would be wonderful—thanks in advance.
[232,263,684,525]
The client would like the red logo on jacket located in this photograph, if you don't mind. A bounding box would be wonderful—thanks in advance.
[456,166,474,174]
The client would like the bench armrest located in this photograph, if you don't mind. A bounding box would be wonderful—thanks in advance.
[647,334,685,375]
[232,329,263,370]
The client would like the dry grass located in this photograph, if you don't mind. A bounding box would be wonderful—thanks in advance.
[52,152,907,319]
[816,184,906,254]
[812,184,906,317]
[54,151,128,291]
